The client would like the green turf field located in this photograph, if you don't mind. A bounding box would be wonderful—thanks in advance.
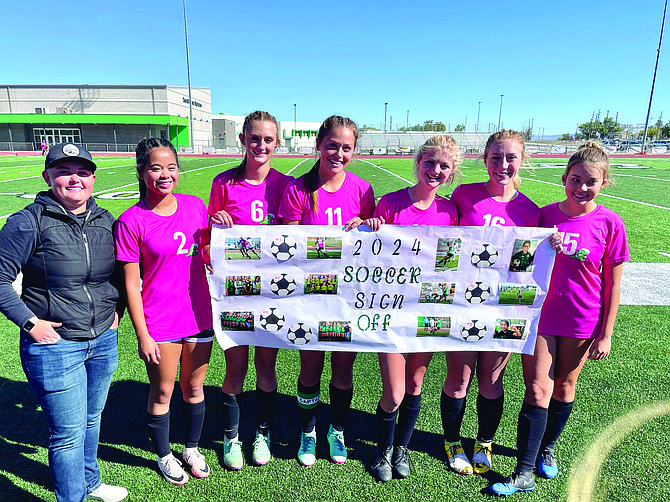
[1,153,669,501]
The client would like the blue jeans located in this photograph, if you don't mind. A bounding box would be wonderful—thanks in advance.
[20,328,119,502]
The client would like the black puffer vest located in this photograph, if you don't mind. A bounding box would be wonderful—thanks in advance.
[21,192,118,340]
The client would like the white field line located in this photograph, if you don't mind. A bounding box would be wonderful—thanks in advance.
[611,173,670,182]
[287,158,311,176]
[358,159,414,186]
[659,252,670,258]
[519,177,670,211]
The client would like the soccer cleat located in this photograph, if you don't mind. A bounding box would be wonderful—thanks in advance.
[157,453,189,485]
[327,424,347,464]
[297,430,317,466]
[391,445,411,479]
[223,435,244,470]
[85,483,128,502]
[472,441,492,474]
[489,471,535,496]
[444,440,473,475]
[252,430,272,466]
[182,447,210,479]
[371,446,394,482]
[537,448,558,479]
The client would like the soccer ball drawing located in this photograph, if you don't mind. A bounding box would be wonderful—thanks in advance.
[287,323,312,345]
[461,320,487,341]
[270,273,296,296]
[259,307,285,331]
[471,243,499,267]
[465,281,491,304]
[270,235,297,261]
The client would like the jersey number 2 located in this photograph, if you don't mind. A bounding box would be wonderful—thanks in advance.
[174,232,189,255]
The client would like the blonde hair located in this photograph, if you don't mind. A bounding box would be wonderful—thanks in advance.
[230,110,280,182]
[302,115,359,215]
[413,135,462,186]
[564,141,612,184]
[483,129,529,190]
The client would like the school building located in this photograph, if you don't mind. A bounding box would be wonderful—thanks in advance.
[0,84,212,152]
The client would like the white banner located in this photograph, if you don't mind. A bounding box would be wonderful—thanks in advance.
[551,145,567,154]
[373,147,387,155]
[226,147,241,155]
[299,147,314,154]
[276,146,289,154]
[209,225,555,355]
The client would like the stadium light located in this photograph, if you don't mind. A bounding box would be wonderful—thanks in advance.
[498,95,504,131]
[183,0,194,148]
[642,0,667,153]
[406,110,409,130]
[477,101,481,133]
[294,103,297,152]
[384,103,388,132]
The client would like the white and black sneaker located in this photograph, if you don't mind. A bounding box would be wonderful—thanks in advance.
[157,453,189,485]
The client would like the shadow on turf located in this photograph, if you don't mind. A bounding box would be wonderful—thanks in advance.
[1,376,518,495]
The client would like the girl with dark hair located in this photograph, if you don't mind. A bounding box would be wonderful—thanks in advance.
[278,115,375,467]
[115,138,213,485]
[207,111,294,469]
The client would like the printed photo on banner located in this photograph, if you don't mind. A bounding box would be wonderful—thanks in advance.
[493,318,528,340]
[225,275,261,296]
[419,282,456,304]
[509,239,538,272]
[220,311,254,331]
[304,274,338,294]
[417,316,451,337]
[307,236,342,259]
[498,283,538,305]
[225,236,261,260]
[435,238,461,271]
[318,321,351,342]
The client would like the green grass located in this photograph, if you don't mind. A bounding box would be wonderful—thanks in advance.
[1,153,670,501]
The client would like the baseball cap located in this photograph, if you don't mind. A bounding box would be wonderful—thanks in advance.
[44,143,97,172]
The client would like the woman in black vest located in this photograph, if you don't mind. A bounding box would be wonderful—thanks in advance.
[0,143,127,502]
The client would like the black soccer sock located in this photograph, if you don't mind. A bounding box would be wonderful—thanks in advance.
[376,403,399,449]
[395,393,422,447]
[147,411,171,458]
[540,398,574,452]
[256,386,277,435]
[222,392,240,439]
[440,391,466,443]
[182,400,206,448]
[476,392,504,443]
[297,380,320,433]
[516,402,548,474]
[329,382,353,432]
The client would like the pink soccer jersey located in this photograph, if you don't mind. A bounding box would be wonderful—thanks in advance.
[278,172,375,225]
[115,193,213,341]
[374,188,458,226]
[538,202,630,339]
[209,167,294,225]
[450,182,540,226]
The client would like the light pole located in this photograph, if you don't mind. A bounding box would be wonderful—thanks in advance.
[642,0,667,153]
[384,103,388,132]
[406,110,409,130]
[183,0,194,148]
[476,101,481,132]
[293,103,297,152]
[498,95,504,131]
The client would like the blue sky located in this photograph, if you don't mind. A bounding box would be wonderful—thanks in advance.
[3,0,667,135]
